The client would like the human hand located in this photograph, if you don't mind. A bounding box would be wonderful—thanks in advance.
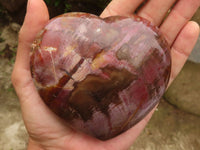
[12,0,199,150]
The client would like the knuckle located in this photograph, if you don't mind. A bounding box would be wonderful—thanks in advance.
[11,69,20,87]
[11,67,34,90]
[105,5,120,16]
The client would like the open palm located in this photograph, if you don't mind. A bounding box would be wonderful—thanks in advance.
[12,0,199,149]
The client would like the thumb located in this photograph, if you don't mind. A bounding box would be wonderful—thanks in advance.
[12,0,49,118]
[12,0,70,134]
[16,0,49,71]
[12,0,49,92]
[12,0,72,133]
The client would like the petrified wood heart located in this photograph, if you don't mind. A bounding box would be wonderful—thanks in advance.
[30,12,171,140]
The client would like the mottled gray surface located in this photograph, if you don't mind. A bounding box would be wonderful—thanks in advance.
[0,23,28,150]
[0,59,28,150]
[130,100,200,150]
[189,8,200,63]
[165,61,200,116]
[188,35,200,63]
[0,23,20,52]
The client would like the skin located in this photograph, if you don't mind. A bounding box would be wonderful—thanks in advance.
[11,0,199,149]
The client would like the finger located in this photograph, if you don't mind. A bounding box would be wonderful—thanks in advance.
[105,107,156,150]
[168,21,199,86]
[137,0,176,26]
[12,0,75,137]
[16,0,49,71]
[160,0,200,46]
[12,0,59,131]
[12,0,49,97]
[12,0,48,115]
[12,0,55,124]
[100,0,143,18]
[12,0,49,117]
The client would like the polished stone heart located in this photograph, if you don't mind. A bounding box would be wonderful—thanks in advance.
[30,12,171,140]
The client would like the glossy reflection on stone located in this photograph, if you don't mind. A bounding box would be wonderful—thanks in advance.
[30,12,171,140]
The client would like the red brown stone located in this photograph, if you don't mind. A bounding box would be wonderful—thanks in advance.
[30,12,171,140]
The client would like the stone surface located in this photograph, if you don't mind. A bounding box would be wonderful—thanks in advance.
[0,23,20,52]
[0,58,13,90]
[130,100,200,150]
[188,35,200,63]
[0,59,28,150]
[189,8,200,63]
[164,61,200,116]
[31,12,171,140]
